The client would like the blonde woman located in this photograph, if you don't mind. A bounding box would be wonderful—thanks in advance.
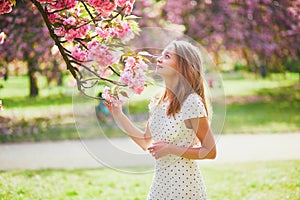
[105,40,216,199]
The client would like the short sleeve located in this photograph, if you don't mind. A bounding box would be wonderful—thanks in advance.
[180,93,207,121]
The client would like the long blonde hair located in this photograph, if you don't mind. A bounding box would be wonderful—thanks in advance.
[160,40,208,117]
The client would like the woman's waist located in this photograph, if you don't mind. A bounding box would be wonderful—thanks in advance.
[155,154,197,166]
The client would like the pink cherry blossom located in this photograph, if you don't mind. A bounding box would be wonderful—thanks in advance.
[97,67,113,78]
[115,20,134,42]
[102,86,113,102]
[96,26,115,39]
[53,16,90,41]
[37,0,56,4]
[40,0,77,10]
[102,86,128,105]
[117,0,129,7]
[87,39,121,68]
[116,0,135,15]
[64,17,90,41]
[120,57,148,94]
[125,56,135,67]
[54,26,65,37]
[124,4,134,15]
[48,13,62,24]
[0,0,13,15]
[55,0,77,9]
[72,45,88,61]
[63,16,76,26]
[86,0,117,18]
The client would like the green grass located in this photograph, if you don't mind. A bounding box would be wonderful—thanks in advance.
[223,80,300,133]
[0,75,73,98]
[224,101,300,133]
[222,72,299,97]
[0,160,299,200]
[0,73,299,143]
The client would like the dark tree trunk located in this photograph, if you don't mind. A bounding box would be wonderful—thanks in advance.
[28,58,39,97]
[259,59,267,78]
[54,59,63,86]
[4,67,8,81]
[260,64,267,78]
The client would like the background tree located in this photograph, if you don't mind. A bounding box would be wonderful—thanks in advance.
[0,1,54,97]
[0,0,149,102]
[134,0,300,76]
[0,0,151,105]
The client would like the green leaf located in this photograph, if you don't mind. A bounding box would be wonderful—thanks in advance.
[125,15,141,20]
[119,91,129,98]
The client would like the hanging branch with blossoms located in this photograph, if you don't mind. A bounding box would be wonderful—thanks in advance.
[0,0,151,105]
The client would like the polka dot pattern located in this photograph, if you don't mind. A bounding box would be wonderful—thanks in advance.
[148,93,207,200]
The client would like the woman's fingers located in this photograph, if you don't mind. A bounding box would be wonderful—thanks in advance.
[103,102,111,108]
[148,141,168,159]
[103,102,112,112]
[151,141,164,146]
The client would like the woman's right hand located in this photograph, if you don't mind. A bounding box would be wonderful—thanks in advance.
[103,101,123,119]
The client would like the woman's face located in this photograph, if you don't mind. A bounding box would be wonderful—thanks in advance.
[155,45,178,78]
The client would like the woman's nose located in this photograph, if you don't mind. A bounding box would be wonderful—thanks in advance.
[157,56,162,63]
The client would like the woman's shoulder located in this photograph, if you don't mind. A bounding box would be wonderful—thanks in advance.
[183,93,203,105]
[180,93,207,119]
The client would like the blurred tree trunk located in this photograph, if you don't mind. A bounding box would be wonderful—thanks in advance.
[260,59,267,78]
[54,59,63,86]
[28,58,39,97]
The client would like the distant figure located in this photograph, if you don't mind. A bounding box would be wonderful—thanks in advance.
[208,77,214,88]
[95,92,110,123]
[0,100,3,111]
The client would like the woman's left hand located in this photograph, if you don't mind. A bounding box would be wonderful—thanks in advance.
[148,141,172,159]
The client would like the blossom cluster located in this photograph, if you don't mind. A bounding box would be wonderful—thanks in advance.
[0,0,150,105]
[48,7,90,42]
[87,40,122,76]
[120,57,148,95]
[34,0,135,18]
[37,0,77,10]
[54,16,90,41]
[0,0,13,15]
[87,0,135,17]
[102,86,128,106]
[96,19,135,42]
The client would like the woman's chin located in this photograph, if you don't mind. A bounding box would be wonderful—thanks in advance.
[155,69,165,77]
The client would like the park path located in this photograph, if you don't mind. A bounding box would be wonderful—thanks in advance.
[0,133,300,170]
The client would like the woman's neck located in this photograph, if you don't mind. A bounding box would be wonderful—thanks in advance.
[163,77,178,95]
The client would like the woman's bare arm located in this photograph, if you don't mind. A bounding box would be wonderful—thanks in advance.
[148,117,216,160]
[104,102,152,151]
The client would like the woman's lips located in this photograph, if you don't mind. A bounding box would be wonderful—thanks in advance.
[156,65,163,69]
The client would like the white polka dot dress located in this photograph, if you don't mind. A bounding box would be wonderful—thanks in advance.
[148,93,208,200]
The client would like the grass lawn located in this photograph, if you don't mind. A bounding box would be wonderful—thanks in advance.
[222,72,299,97]
[0,160,299,200]
[0,73,299,142]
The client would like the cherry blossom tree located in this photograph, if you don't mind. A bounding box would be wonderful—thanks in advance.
[0,1,54,97]
[0,0,149,103]
[134,0,300,76]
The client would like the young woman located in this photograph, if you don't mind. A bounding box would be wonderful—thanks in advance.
[105,40,216,200]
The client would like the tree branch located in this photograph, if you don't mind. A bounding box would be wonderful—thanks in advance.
[80,0,97,24]
[30,0,78,83]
